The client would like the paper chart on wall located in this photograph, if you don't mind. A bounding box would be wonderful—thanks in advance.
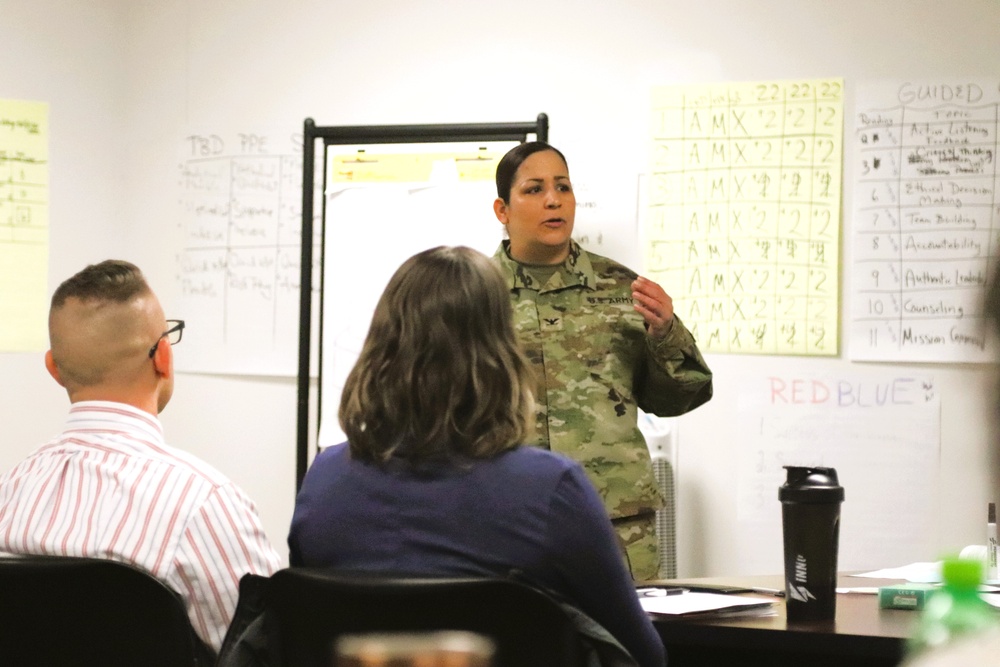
[174,130,320,376]
[851,79,1000,362]
[0,98,48,352]
[646,79,844,356]
[734,373,940,575]
[318,180,503,449]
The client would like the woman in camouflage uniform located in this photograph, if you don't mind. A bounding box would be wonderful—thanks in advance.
[492,141,713,580]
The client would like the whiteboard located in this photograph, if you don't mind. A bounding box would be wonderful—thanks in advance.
[319,181,503,447]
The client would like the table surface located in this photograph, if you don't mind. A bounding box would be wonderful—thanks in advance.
[644,573,919,666]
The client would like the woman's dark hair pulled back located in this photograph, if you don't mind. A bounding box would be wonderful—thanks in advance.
[495,141,568,203]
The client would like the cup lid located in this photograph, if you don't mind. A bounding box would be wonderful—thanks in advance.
[778,466,845,503]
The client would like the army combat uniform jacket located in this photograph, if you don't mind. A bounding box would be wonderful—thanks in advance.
[494,240,713,520]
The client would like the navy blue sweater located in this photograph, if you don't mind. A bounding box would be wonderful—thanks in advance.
[288,444,665,667]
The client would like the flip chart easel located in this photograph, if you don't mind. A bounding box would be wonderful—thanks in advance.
[295,115,549,491]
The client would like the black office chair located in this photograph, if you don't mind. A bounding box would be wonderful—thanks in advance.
[258,568,587,667]
[0,554,213,667]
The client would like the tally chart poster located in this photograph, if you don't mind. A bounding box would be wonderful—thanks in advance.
[646,79,844,356]
[851,79,1000,363]
[0,98,48,352]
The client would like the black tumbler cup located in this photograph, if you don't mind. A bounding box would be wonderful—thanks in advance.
[779,465,844,622]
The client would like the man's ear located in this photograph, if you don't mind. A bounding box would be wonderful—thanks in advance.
[44,350,65,387]
[493,197,508,224]
[151,338,174,380]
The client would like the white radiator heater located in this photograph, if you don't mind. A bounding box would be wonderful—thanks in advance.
[652,457,677,579]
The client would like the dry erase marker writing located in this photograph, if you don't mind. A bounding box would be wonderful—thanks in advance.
[988,502,998,581]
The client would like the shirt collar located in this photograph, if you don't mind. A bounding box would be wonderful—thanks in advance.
[494,239,596,292]
[64,400,165,444]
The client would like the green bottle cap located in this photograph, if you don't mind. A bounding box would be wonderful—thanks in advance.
[942,557,983,589]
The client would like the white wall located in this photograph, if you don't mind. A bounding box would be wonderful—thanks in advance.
[3,0,1000,575]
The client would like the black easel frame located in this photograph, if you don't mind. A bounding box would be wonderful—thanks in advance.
[296,114,549,491]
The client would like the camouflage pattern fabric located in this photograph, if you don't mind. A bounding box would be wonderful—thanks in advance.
[493,240,713,573]
[612,512,660,581]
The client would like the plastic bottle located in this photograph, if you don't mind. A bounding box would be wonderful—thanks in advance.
[907,557,998,658]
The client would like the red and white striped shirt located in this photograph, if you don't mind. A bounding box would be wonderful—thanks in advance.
[0,401,280,652]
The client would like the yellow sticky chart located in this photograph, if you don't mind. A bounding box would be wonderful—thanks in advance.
[330,151,500,183]
[0,99,49,352]
[647,79,843,355]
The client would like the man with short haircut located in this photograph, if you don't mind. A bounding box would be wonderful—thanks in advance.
[0,259,280,655]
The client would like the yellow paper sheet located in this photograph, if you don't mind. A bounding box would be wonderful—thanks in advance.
[330,149,500,183]
[0,99,49,352]
[647,79,843,355]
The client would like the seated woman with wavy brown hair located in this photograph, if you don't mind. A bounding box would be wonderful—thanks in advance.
[288,245,665,667]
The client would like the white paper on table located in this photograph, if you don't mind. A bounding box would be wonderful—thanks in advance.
[836,587,880,594]
[639,591,774,616]
[849,562,942,582]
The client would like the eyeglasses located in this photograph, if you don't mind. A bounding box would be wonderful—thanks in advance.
[148,320,185,358]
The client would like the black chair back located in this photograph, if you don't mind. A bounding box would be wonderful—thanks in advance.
[265,568,584,667]
[0,555,212,666]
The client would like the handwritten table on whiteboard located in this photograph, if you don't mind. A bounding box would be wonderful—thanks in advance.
[646,79,843,356]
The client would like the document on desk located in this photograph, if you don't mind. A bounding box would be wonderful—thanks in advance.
[849,562,941,583]
[639,591,776,619]
[852,559,1000,586]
